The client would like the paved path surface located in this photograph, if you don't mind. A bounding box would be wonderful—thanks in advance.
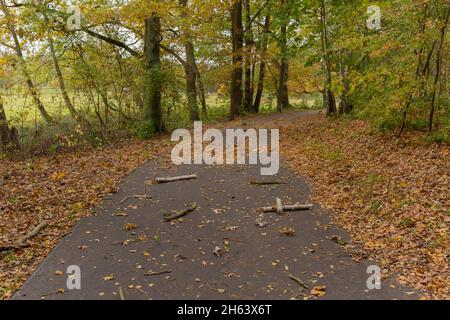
[13,111,416,300]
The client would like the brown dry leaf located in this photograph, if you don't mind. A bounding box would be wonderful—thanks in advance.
[114,212,128,217]
[311,286,327,297]
[279,227,295,237]
[213,246,223,257]
[123,223,137,231]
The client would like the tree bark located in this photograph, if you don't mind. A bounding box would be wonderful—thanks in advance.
[0,96,20,154]
[428,6,450,133]
[243,0,254,112]
[276,1,290,112]
[179,0,200,121]
[230,0,244,120]
[253,14,270,113]
[319,0,336,116]
[0,97,12,152]
[338,56,352,114]
[195,67,208,116]
[143,15,163,133]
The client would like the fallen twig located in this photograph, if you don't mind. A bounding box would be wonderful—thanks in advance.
[144,270,172,276]
[258,203,313,213]
[250,181,287,185]
[0,219,48,252]
[118,287,125,301]
[164,203,198,222]
[155,174,197,184]
[288,274,309,289]
[0,243,29,252]
[120,194,152,203]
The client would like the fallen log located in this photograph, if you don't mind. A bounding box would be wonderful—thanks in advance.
[155,174,197,184]
[258,203,313,213]
[164,203,198,222]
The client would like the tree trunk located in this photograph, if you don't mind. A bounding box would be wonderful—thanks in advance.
[184,42,200,121]
[0,97,12,152]
[48,37,93,133]
[179,0,200,121]
[143,15,163,133]
[277,59,289,112]
[399,3,430,137]
[428,6,450,133]
[276,1,289,112]
[0,96,20,154]
[320,0,336,116]
[0,0,53,125]
[230,0,244,120]
[338,58,352,114]
[195,67,208,116]
[243,0,254,112]
[253,14,270,113]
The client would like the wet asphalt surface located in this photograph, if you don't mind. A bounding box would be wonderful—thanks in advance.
[13,157,417,300]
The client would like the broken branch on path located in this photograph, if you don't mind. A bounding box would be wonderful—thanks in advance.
[0,219,48,252]
[164,203,198,222]
[258,203,313,213]
[288,274,309,289]
[155,174,197,184]
[250,181,287,185]
[144,270,172,276]
[120,194,152,203]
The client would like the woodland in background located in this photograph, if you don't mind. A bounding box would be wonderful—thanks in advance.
[0,0,449,157]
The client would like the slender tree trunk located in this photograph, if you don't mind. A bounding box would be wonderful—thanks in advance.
[338,56,352,114]
[230,0,244,120]
[143,15,163,133]
[253,14,270,113]
[0,97,12,152]
[179,0,200,121]
[320,0,336,116]
[195,67,208,116]
[184,43,200,121]
[0,0,53,125]
[399,4,430,137]
[276,1,289,112]
[48,37,88,127]
[428,6,450,133]
[243,0,254,112]
[277,59,289,112]
[0,96,20,153]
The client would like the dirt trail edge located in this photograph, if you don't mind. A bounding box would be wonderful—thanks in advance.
[13,111,417,300]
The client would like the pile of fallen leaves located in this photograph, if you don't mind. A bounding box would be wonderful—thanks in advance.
[280,114,449,299]
[0,137,171,299]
